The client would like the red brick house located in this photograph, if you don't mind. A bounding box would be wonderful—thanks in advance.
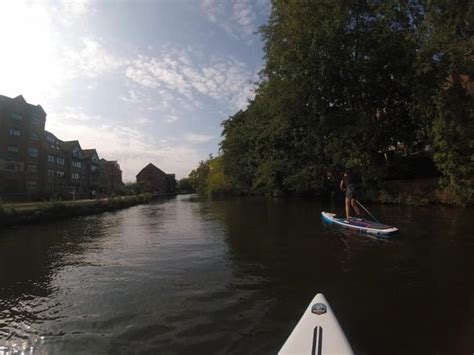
[136,163,176,195]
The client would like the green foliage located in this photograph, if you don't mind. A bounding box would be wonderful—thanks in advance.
[420,0,474,202]
[188,158,211,195]
[122,182,145,195]
[188,0,473,203]
[188,156,233,196]
[219,0,425,195]
[177,178,195,194]
[207,156,233,196]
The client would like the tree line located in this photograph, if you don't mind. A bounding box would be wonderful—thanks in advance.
[185,0,473,203]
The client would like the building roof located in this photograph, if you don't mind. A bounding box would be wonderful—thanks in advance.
[60,140,81,152]
[44,130,61,141]
[83,149,99,159]
[0,94,46,116]
[136,163,168,178]
[12,95,27,105]
[100,159,121,170]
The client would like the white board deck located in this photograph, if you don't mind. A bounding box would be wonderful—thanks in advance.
[321,212,399,237]
[279,293,354,355]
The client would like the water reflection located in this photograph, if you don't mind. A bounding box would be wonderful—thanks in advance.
[0,196,473,354]
[0,214,116,352]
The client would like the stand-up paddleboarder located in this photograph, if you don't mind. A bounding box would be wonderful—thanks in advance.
[340,169,361,221]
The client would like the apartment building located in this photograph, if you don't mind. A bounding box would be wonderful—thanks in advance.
[83,149,101,197]
[99,159,123,195]
[0,94,123,201]
[0,95,46,201]
[60,140,88,199]
[42,130,68,197]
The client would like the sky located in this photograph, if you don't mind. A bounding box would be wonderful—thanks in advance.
[0,0,270,181]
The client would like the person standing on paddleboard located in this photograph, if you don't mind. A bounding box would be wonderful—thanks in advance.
[340,169,361,221]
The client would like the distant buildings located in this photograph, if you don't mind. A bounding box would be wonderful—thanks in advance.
[0,94,123,201]
[100,159,123,195]
[136,163,176,195]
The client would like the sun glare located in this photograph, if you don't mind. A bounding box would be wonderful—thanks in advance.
[0,1,64,103]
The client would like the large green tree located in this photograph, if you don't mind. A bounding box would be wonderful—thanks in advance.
[222,0,423,194]
[420,0,474,202]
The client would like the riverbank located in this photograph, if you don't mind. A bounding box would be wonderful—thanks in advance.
[364,178,473,206]
[0,194,153,228]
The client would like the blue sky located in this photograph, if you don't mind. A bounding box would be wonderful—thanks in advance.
[0,0,270,181]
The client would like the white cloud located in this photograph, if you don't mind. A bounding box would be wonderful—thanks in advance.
[64,38,127,79]
[184,134,215,143]
[232,0,257,37]
[55,0,94,26]
[166,115,180,123]
[125,48,257,111]
[54,106,97,123]
[200,0,269,41]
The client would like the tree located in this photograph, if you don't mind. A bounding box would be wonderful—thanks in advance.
[221,0,424,194]
[177,178,194,194]
[419,0,474,202]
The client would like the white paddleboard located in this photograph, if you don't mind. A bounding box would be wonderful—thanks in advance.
[321,211,399,237]
[279,293,354,355]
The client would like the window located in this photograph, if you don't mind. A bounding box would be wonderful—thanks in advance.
[72,172,80,180]
[72,148,82,158]
[9,128,20,136]
[28,148,38,158]
[91,165,98,172]
[7,146,19,153]
[6,162,20,170]
[57,157,65,165]
[72,160,82,168]
[27,164,37,173]
[32,116,40,125]
[31,132,38,140]
[47,135,55,143]
[56,171,65,178]
[48,155,55,163]
[26,181,37,192]
[48,169,55,177]
[11,112,22,120]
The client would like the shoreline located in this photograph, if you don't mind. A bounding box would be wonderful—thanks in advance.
[1,180,470,229]
[364,179,472,207]
[0,194,156,228]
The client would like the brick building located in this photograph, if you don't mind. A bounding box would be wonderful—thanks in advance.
[0,94,123,201]
[0,95,46,201]
[136,163,176,195]
[42,130,68,197]
[83,149,101,197]
[60,140,87,199]
[99,159,123,195]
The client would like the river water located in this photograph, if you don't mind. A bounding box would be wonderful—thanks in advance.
[0,195,473,354]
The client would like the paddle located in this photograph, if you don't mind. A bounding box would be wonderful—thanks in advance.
[356,200,380,224]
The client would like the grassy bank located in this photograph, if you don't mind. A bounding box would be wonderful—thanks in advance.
[0,194,153,228]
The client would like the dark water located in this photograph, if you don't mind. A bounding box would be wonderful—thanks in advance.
[0,195,473,354]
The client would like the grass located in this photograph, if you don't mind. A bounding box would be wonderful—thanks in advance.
[0,193,153,228]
